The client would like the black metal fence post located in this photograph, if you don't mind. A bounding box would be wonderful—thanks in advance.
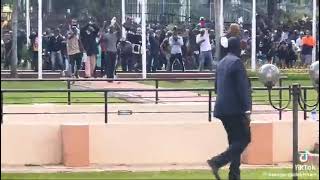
[1,92,3,124]
[67,80,71,105]
[209,90,212,122]
[155,80,159,104]
[303,88,307,120]
[279,78,283,120]
[104,91,108,124]
[292,84,300,180]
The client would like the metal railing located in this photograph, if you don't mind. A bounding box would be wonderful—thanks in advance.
[1,85,317,125]
[1,88,215,124]
[1,76,286,102]
[1,76,289,118]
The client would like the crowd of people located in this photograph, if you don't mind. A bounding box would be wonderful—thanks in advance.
[1,14,318,79]
[250,15,318,69]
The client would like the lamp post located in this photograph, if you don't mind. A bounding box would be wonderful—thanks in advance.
[38,0,42,79]
[122,0,126,38]
[141,0,147,79]
[258,62,319,180]
[251,0,256,72]
[312,0,317,63]
[26,0,30,46]
[214,0,224,61]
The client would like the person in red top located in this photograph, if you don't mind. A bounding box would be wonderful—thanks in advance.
[199,17,206,28]
[301,30,315,67]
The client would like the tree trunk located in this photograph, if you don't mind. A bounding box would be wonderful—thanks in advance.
[11,0,19,78]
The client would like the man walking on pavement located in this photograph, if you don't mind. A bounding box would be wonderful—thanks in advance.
[207,37,252,180]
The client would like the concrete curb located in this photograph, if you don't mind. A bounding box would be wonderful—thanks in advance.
[1,164,293,173]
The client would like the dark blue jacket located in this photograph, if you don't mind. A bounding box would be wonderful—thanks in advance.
[214,53,252,118]
[149,35,160,55]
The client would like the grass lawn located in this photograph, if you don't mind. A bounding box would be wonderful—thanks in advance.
[1,79,318,110]
[141,79,319,110]
[1,82,125,104]
[1,169,319,180]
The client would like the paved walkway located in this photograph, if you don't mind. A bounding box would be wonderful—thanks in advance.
[2,103,317,124]
[72,80,208,103]
[2,163,292,173]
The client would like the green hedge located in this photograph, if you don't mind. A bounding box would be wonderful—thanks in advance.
[247,70,310,80]
[280,69,309,73]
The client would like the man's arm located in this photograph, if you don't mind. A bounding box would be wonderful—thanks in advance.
[196,35,205,45]
[101,21,108,32]
[214,69,218,94]
[233,59,252,112]
[67,30,75,40]
[114,22,122,39]
[169,37,174,46]
[93,24,100,34]
[160,39,166,53]
[178,37,184,46]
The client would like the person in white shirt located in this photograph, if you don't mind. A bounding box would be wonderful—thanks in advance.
[295,31,304,67]
[280,30,289,43]
[197,28,213,71]
[168,28,185,72]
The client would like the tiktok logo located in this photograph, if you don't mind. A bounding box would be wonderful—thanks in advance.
[299,151,309,163]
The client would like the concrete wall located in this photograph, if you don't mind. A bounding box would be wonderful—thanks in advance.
[242,121,319,165]
[1,125,62,165]
[89,123,227,165]
[1,121,318,166]
[273,121,319,163]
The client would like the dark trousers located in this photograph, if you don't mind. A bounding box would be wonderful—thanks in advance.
[159,53,168,70]
[69,53,83,76]
[120,54,133,72]
[50,51,64,71]
[32,51,38,72]
[101,52,106,76]
[213,115,251,180]
[169,53,185,72]
[4,50,11,69]
[194,53,200,68]
[148,53,159,73]
[17,50,22,65]
[106,51,117,79]
[133,54,142,72]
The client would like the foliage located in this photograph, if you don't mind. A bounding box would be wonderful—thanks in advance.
[247,70,310,80]
[1,0,12,6]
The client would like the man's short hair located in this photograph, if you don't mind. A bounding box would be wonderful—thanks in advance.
[228,23,240,37]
